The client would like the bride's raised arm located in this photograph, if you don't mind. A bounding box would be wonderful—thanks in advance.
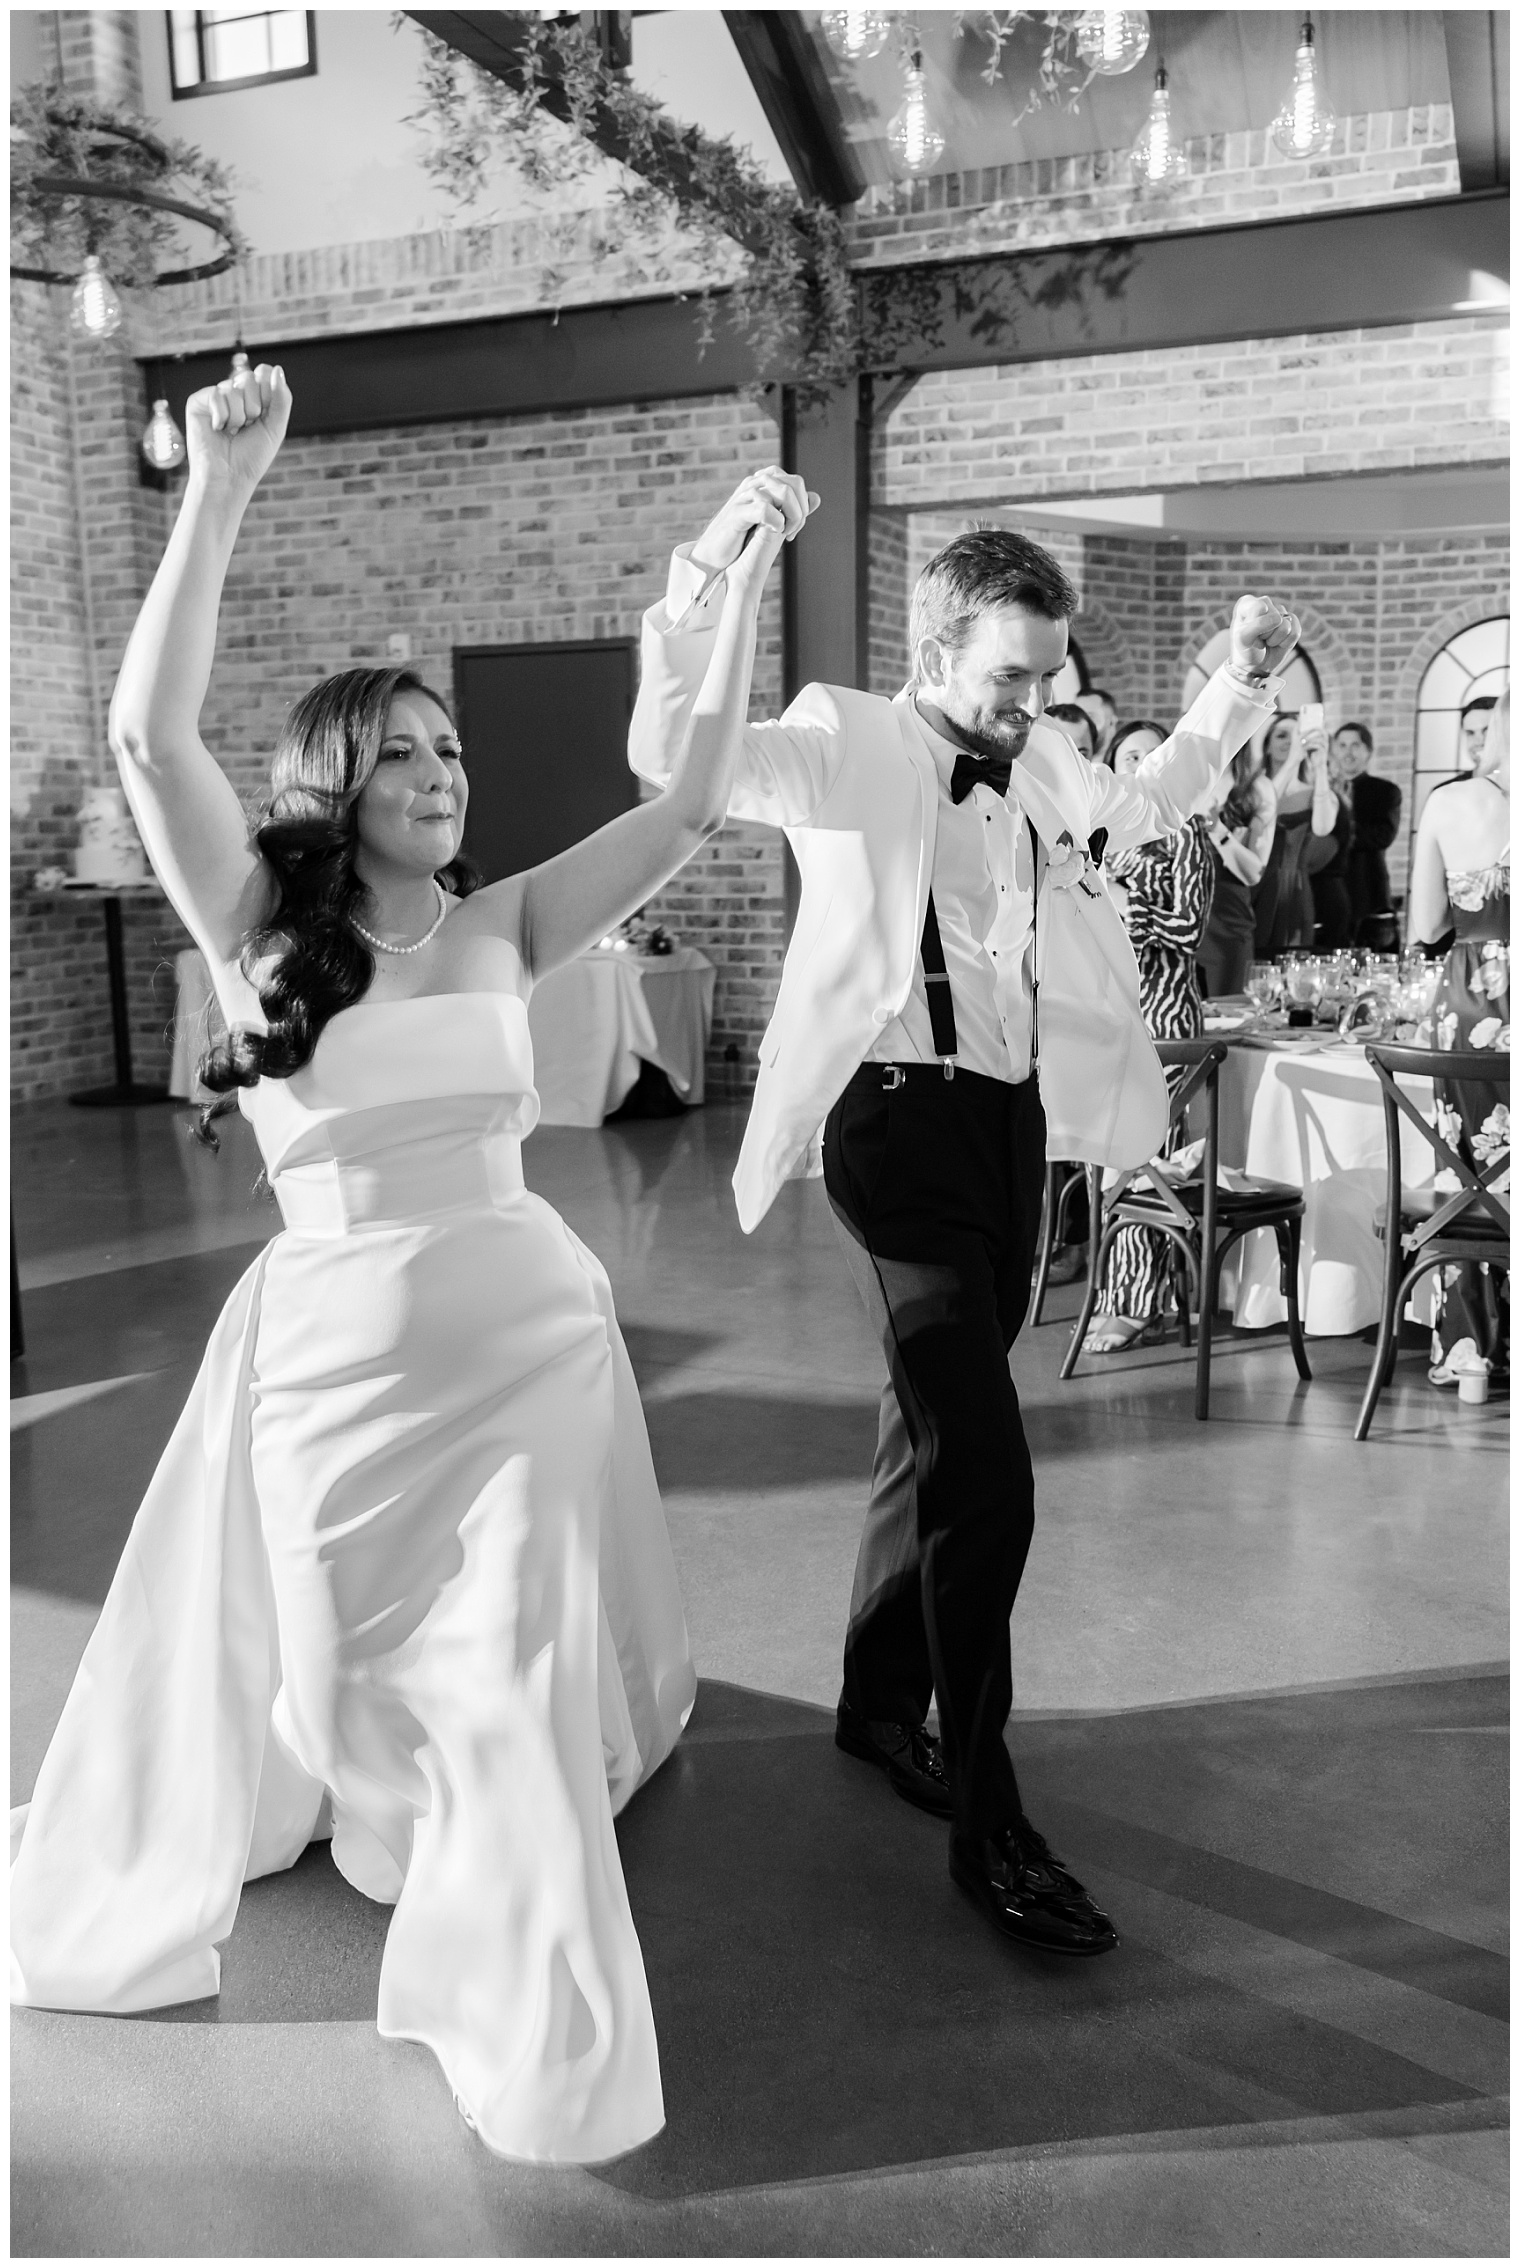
[496,513,800,982]
[109,362,291,973]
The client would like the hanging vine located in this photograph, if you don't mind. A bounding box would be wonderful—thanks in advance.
[10,80,245,289]
[409,16,859,403]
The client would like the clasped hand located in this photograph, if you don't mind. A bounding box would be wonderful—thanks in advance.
[693,466,821,576]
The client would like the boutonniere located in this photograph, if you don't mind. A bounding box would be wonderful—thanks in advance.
[1046,831,1101,898]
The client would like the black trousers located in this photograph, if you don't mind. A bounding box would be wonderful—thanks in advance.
[822,1062,1046,1842]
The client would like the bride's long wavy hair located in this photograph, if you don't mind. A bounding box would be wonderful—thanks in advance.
[196,664,479,1145]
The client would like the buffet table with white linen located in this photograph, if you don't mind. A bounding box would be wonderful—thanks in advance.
[527,944,716,1127]
[1213,1034,1438,1337]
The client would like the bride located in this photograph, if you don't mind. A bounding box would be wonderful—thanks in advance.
[10,362,802,2163]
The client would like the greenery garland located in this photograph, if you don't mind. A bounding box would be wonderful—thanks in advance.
[10,81,246,293]
[411,16,859,404]
[410,15,1137,403]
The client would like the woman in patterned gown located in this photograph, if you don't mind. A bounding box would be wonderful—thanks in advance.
[1084,721,1216,1355]
[1409,690,1510,1390]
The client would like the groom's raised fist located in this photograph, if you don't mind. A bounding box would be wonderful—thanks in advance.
[1230,594,1299,681]
[692,466,820,575]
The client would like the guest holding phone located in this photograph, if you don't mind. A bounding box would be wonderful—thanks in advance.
[1252,709,1338,958]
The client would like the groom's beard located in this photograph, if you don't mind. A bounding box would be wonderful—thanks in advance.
[942,699,1035,765]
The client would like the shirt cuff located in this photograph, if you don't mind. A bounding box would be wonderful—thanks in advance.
[663,542,726,631]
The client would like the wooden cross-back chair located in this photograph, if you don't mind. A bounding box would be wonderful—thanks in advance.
[1355,1043,1510,1440]
[1061,1038,1312,1420]
[1031,1161,1087,1326]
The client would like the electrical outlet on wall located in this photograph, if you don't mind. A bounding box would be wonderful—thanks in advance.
[386,633,412,661]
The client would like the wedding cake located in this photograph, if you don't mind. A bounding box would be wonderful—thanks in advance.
[73,785,148,886]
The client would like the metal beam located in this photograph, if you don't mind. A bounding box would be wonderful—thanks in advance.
[140,294,760,437]
[140,195,1508,439]
[721,12,867,209]
[859,192,1509,372]
[1442,11,1509,193]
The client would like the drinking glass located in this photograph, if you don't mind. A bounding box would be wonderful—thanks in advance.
[1244,961,1278,1015]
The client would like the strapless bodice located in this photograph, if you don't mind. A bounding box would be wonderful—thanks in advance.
[241,994,539,1236]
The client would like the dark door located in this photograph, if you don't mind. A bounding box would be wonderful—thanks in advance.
[453,639,639,883]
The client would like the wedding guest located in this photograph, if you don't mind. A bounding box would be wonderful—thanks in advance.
[1308,765,1355,948]
[1083,721,1214,1355]
[1408,690,1510,1392]
[10,363,788,2165]
[1252,713,1337,957]
[633,471,1300,1959]
[1077,686,1118,762]
[1197,742,1275,999]
[1046,701,1098,761]
[1331,721,1402,945]
[1458,695,1498,777]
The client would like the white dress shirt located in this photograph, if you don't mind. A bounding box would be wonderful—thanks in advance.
[869,702,1038,1084]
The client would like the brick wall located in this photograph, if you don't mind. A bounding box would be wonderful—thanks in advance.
[876,317,1509,507]
[11,384,790,1104]
[847,106,1461,269]
[865,510,910,695]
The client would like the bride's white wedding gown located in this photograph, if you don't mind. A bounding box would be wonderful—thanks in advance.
[10,989,696,2165]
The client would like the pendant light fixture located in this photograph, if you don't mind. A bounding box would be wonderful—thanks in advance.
[1129,61,1187,190]
[888,48,946,179]
[820,9,892,65]
[69,252,123,340]
[140,398,187,471]
[1075,11,1150,77]
[1271,15,1337,159]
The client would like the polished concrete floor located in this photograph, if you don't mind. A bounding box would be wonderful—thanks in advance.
[10,1096,1509,2257]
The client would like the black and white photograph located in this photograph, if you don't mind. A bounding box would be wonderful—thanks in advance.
[9,5,1509,2255]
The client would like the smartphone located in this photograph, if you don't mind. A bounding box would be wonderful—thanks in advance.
[1299,702,1324,734]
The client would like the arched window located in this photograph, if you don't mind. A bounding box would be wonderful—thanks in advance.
[1181,630,1320,716]
[1412,616,1509,830]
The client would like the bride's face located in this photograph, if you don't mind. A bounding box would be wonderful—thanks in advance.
[354,691,468,878]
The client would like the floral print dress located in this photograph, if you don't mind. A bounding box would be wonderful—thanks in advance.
[1430,859,1510,1373]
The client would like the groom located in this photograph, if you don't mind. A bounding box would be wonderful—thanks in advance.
[631,472,1299,1955]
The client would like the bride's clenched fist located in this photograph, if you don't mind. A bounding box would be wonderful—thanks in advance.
[186,361,292,498]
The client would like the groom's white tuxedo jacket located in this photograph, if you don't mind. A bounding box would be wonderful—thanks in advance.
[631,549,1278,1233]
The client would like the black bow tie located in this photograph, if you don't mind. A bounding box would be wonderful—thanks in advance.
[950,749,1014,804]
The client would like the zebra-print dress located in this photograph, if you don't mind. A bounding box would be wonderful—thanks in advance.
[1095,817,1216,1323]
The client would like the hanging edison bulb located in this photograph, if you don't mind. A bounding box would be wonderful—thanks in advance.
[1129,63,1188,189]
[1075,10,1150,76]
[887,52,945,178]
[230,347,251,374]
[820,9,891,64]
[69,254,123,341]
[141,399,187,472]
[1271,16,1337,159]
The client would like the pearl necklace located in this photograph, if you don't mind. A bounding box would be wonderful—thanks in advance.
[351,880,448,955]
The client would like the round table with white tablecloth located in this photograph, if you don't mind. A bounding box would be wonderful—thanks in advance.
[1214,1035,1439,1337]
[526,944,716,1128]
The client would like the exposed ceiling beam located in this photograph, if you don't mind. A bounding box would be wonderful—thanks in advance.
[859,191,1509,377]
[1442,11,1510,193]
[140,194,1508,435]
[721,12,867,209]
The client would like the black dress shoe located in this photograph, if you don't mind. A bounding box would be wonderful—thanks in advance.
[835,1703,955,1818]
[1043,1242,1090,1286]
[950,1818,1118,1956]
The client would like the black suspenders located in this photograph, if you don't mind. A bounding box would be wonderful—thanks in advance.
[917,819,1041,1081]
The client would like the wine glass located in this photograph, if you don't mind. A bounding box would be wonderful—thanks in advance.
[1245,961,1279,1018]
